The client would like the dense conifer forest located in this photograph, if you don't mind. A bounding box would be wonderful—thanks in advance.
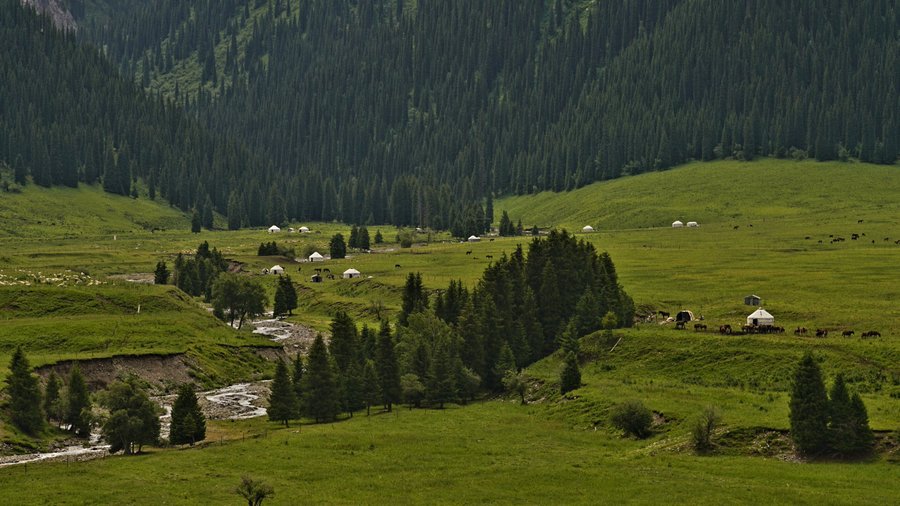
[2,0,898,231]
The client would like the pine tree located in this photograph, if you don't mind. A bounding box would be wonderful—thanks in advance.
[374,230,383,244]
[359,227,370,250]
[559,352,581,394]
[154,261,170,285]
[43,371,62,423]
[789,353,829,457]
[201,195,214,229]
[267,360,297,426]
[829,374,873,456]
[191,209,202,233]
[227,191,243,230]
[329,311,359,373]
[303,334,340,422]
[273,275,296,317]
[329,233,347,259]
[494,343,517,380]
[427,344,456,408]
[65,364,91,436]
[170,384,206,445]
[848,392,874,455]
[399,272,428,326]
[349,225,359,249]
[362,360,379,416]
[291,353,304,417]
[375,321,401,411]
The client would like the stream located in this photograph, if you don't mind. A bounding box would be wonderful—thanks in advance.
[0,317,314,468]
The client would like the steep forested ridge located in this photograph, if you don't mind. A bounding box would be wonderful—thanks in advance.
[4,0,898,232]
[0,0,259,219]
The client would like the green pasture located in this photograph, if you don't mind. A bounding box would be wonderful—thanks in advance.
[0,159,898,500]
[0,401,896,505]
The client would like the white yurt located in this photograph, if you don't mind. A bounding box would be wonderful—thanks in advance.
[288,227,296,233]
[342,268,361,279]
[687,221,699,228]
[468,235,481,242]
[299,226,310,233]
[268,225,281,233]
[672,220,684,228]
[270,265,284,275]
[746,308,775,326]
[308,251,324,262]
[582,225,594,233]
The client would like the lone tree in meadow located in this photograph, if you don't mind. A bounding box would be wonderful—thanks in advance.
[559,352,581,395]
[170,383,206,445]
[65,365,92,437]
[6,347,44,434]
[789,353,829,457]
[235,476,274,506]
[267,360,298,427]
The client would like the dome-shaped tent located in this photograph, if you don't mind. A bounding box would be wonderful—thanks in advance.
[308,251,324,262]
[747,308,774,326]
[687,221,699,227]
[268,225,281,233]
[582,225,594,233]
[672,221,684,228]
[342,268,361,279]
[299,226,310,233]
[270,265,284,275]
[467,235,481,242]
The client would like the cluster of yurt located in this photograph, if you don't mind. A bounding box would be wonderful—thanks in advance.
[672,220,700,228]
[267,225,311,233]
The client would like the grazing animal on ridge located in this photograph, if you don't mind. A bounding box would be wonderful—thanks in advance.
[794,327,808,336]
[658,311,670,318]
[842,330,855,337]
[719,324,732,335]
[815,329,828,338]
[694,323,707,331]
[466,251,472,255]
[395,264,401,269]
[675,321,685,330]
[861,331,881,338]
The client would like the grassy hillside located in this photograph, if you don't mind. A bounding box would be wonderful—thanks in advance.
[0,403,896,504]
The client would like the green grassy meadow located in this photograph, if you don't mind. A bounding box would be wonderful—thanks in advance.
[0,158,898,503]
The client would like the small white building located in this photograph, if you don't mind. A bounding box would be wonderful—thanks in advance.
[299,226,310,233]
[582,225,594,233]
[288,227,296,233]
[308,251,324,262]
[687,221,699,228]
[747,308,775,326]
[342,268,361,279]
[270,265,284,275]
[268,225,281,233]
[672,221,684,228]
[468,235,481,242]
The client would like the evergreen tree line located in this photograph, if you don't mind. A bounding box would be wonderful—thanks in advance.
[789,353,874,458]
[5,347,205,452]
[79,0,898,227]
[172,241,228,299]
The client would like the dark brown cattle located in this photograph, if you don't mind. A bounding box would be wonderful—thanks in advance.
[719,324,732,335]
[694,323,707,331]
[675,321,686,330]
[658,311,670,318]
[841,330,855,337]
[861,331,881,338]
[815,329,828,338]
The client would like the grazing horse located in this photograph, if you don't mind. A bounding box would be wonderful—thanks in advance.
[323,268,330,273]
[658,311,670,318]
[719,324,732,335]
[486,255,493,259]
[815,329,828,338]
[394,264,401,269]
[861,331,881,338]
[794,327,808,336]
[489,238,495,242]
[851,233,859,240]
[694,323,707,331]
[841,330,855,337]
[466,251,472,255]
[675,321,686,330]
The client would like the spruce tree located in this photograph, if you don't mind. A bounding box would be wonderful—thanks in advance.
[303,334,340,423]
[329,310,359,373]
[359,227,371,250]
[65,364,92,436]
[170,384,206,445]
[154,261,170,284]
[399,272,428,326]
[362,360,379,416]
[375,320,401,411]
[559,352,581,394]
[349,225,359,249]
[291,354,304,417]
[6,348,43,434]
[329,233,347,259]
[191,209,202,233]
[273,276,296,318]
[374,230,383,244]
[829,374,873,456]
[427,344,456,408]
[268,360,297,426]
[789,353,829,457]
[848,393,874,455]
[43,371,62,423]
[494,343,517,381]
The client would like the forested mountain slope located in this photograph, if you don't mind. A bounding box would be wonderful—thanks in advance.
[3,0,897,233]
[0,0,259,223]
